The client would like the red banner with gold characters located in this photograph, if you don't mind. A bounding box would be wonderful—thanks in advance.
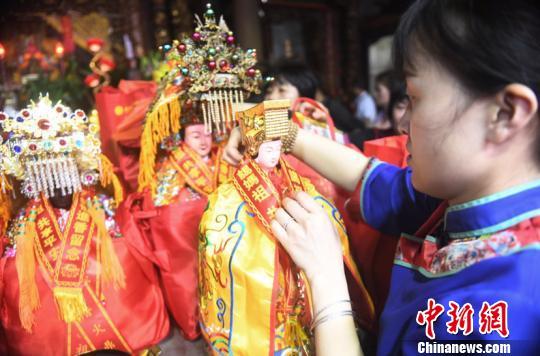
[169,144,216,196]
[231,159,313,352]
[67,285,133,354]
[31,191,132,353]
[231,159,307,237]
[34,192,94,293]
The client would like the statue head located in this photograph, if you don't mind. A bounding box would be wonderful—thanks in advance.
[0,94,116,200]
[184,123,213,158]
[49,189,73,210]
[255,140,282,170]
[237,99,291,158]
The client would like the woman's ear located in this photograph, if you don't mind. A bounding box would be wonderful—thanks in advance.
[486,84,538,144]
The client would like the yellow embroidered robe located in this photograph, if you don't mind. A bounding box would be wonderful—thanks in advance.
[198,159,370,355]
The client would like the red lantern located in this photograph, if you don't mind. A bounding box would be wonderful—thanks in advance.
[84,74,100,88]
[98,57,116,72]
[54,42,65,58]
[86,38,104,53]
[0,43,5,60]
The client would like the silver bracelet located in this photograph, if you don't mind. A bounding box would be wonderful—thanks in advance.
[311,309,355,331]
[313,299,351,321]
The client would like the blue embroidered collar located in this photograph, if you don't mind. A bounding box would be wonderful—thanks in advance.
[444,180,540,239]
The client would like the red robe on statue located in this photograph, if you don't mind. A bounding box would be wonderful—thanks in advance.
[0,191,169,355]
[126,143,233,341]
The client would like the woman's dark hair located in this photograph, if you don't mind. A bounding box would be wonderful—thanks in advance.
[393,0,540,98]
[387,80,408,129]
[267,63,320,99]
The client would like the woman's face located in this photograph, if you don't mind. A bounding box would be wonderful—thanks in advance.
[375,83,391,107]
[392,99,410,128]
[255,140,282,170]
[184,124,212,157]
[265,80,300,102]
[401,56,492,201]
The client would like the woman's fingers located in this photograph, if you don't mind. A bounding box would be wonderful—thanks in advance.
[275,208,303,235]
[275,208,295,228]
[271,220,288,246]
[294,191,323,214]
[282,197,310,223]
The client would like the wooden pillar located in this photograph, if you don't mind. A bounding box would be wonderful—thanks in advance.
[232,0,264,57]
[345,0,364,91]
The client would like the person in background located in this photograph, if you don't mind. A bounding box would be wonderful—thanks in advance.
[266,62,358,133]
[352,83,377,127]
[387,80,409,132]
[372,70,396,131]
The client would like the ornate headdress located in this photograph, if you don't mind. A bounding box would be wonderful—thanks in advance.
[237,99,291,157]
[0,95,125,331]
[139,3,263,192]
[0,94,122,204]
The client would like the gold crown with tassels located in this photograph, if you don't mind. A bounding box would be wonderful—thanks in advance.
[138,3,263,193]
[0,95,126,333]
[0,95,123,223]
[237,99,291,157]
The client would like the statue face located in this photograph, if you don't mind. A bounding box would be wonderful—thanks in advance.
[49,189,73,210]
[184,124,212,157]
[255,140,282,170]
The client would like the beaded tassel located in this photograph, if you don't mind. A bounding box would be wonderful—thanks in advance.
[202,101,210,134]
[37,160,47,196]
[61,159,73,195]
[69,158,82,192]
[54,157,67,196]
[44,157,56,197]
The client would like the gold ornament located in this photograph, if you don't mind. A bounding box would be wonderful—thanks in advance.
[237,99,291,157]
[0,94,122,202]
[138,3,263,192]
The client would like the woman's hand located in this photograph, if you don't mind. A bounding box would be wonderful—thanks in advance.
[223,126,244,165]
[296,100,330,123]
[271,191,344,283]
[271,190,361,356]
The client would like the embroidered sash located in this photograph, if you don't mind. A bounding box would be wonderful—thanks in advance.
[34,192,93,323]
[32,192,132,354]
[232,159,311,351]
[67,285,132,354]
[168,144,215,196]
[231,159,307,236]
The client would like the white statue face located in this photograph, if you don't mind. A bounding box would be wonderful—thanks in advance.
[255,140,282,170]
[184,124,212,157]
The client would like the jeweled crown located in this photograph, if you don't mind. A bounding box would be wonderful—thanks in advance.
[0,94,102,198]
[237,99,291,156]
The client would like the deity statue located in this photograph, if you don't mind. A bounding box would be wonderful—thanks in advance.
[0,95,169,355]
[128,3,263,340]
[198,99,372,354]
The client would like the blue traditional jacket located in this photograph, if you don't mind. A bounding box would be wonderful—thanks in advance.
[350,160,540,355]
